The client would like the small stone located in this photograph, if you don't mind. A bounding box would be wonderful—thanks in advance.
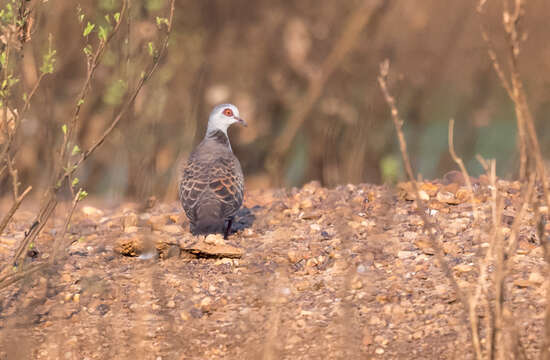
[299,198,313,209]
[514,279,530,288]
[529,272,544,285]
[397,251,414,259]
[124,226,139,234]
[64,293,72,302]
[180,311,189,321]
[123,213,138,229]
[453,264,473,273]
[351,277,363,290]
[162,224,182,234]
[82,206,104,218]
[420,182,439,196]
[375,348,384,354]
[200,297,213,312]
[310,223,321,231]
[418,190,430,201]
[374,335,385,344]
[205,234,225,245]
[287,250,300,263]
[436,191,459,205]
[166,300,176,308]
[73,294,80,303]
[295,280,310,291]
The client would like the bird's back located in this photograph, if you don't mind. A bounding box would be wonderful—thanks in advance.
[179,131,244,235]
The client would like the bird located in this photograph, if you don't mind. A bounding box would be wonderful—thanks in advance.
[179,104,246,239]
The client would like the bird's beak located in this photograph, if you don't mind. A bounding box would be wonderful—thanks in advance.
[237,117,247,127]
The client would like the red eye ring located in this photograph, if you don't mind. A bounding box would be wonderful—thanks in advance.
[223,108,233,117]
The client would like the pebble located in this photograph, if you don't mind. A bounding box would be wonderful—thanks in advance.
[162,224,182,234]
[397,251,414,259]
[200,297,213,312]
[123,213,138,229]
[166,300,176,308]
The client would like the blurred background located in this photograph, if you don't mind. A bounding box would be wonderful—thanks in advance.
[3,0,550,202]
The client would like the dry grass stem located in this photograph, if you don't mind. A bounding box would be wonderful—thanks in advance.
[378,60,482,360]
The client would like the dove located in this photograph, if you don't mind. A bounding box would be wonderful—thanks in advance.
[179,104,246,239]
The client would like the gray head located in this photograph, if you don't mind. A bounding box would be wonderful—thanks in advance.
[206,103,247,136]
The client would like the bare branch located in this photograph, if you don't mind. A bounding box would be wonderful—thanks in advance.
[378,60,482,360]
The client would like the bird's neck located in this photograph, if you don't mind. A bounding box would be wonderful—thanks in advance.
[206,129,232,151]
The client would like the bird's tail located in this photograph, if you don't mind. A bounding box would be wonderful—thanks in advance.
[191,197,225,235]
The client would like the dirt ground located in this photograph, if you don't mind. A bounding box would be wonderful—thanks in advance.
[0,177,547,359]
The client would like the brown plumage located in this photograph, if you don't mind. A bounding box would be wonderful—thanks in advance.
[179,104,246,238]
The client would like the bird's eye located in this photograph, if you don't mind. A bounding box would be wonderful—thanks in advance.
[223,108,233,117]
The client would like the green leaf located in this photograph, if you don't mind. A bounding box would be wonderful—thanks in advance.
[71,144,81,155]
[0,52,6,67]
[62,124,67,135]
[98,26,108,42]
[40,35,57,74]
[104,14,111,24]
[83,22,95,37]
[72,177,79,187]
[29,243,34,249]
[77,98,84,106]
[83,44,93,56]
[77,190,88,201]
[78,13,85,23]
[147,42,154,56]
[155,16,169,28]
[114,12,120,23]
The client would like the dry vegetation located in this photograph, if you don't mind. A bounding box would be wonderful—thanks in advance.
[1,0,550,359]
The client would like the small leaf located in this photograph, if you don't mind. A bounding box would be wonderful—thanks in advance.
[71,145,81,155]
[147,42,154,56]
[98,26,108,42]
[114,12,120,23]
[155,16,169,28]
[72,177,79,187]
[77,98,84,106]
[78,13,85,23]
[62,124,67,135]
[77,189,88,201]
[104,14,111,24]
[83,22,95,37]
[83,44,93,56]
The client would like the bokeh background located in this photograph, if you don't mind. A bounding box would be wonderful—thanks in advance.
[4,0,550,201]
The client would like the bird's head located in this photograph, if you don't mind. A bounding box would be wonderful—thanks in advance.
[206,103,247,135]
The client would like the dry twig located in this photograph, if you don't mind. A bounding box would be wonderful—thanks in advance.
[8,0,176,273]
[378,60,482,360]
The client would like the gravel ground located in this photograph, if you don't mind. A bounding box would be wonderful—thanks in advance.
[0,178,548,359]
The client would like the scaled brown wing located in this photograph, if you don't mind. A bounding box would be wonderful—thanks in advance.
[179,151,210,224]
[208,154,244,220]
[179,150,244,222]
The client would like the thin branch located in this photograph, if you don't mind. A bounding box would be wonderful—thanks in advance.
[0,185,32,235]
[50,190,81,263]
[378,60,482,360]
[12,0,175,272]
